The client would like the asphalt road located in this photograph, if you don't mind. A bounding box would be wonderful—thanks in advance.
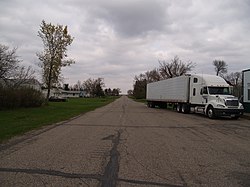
[1,96,250,187]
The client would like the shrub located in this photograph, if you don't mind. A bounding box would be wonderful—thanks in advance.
[0,86,45,109]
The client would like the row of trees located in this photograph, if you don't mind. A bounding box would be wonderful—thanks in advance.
[1,20,118,109]
[130,56,195,99]
[131,57,242,99]
[64,79,121,97]
[1,20,75,109]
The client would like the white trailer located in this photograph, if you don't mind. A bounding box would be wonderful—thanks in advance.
[242,69,250,112]
[146,74,244,119]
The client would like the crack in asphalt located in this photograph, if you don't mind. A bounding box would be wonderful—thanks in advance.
[101,130,121,187]
[0,167,184,187]
[0,167,101,180]
[0,130,185,187]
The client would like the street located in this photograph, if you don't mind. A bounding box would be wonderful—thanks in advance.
[1,96,250,187]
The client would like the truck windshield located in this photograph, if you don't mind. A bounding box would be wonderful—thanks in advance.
[208,87,231,95]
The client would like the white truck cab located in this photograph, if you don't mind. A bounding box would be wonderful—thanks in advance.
[189,74,244,119]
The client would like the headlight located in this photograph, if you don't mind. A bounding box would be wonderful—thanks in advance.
[217,104,225,108]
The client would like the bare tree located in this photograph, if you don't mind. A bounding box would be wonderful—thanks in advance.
[77,80,82,90]
[225,72,241,86]
[0,44,35,88]
[127,89,133,96]
[213,60,227,76]
[224,72,242,98]
[159,56,195,79]
[0,44,19,80]
[145,68,161,83]
[83,78,105,97]
[133,74,147,99]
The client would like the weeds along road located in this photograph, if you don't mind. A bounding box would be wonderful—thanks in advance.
[0,96,250,187]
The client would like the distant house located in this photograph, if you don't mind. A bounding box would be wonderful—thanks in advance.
[42,88,85,98]
[61,90,84,98]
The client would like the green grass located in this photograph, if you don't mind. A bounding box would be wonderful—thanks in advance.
[128,96,147,103]
[0,97,118,143]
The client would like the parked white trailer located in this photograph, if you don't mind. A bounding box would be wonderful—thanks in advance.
[146,74,244,119]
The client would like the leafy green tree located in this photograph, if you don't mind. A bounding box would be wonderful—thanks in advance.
[37,20,74,100]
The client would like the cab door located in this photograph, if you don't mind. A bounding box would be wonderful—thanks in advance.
[201,87,208,104]
[190,76,202,104]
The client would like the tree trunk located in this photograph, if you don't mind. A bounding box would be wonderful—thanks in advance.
[46,61,53,101]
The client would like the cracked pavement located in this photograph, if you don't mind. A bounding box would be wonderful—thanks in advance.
[1,96,250,186]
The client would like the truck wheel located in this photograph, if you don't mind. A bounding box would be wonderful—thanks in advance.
[177,104,182,113]
[182,104,190,114]
[207,106,215,119]
[148,102,155,108]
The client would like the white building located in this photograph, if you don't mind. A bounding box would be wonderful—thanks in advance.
[42,88,85,98]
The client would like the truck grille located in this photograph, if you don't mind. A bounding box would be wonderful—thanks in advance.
[225,100,239,107]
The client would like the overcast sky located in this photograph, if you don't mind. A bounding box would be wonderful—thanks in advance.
[1,0,250,93]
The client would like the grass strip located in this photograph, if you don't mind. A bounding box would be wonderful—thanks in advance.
[0,97,117,143]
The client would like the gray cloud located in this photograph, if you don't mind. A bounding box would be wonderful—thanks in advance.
[0,0,250,93]
[85,0,171,37]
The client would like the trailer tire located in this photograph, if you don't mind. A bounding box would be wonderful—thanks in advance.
[148,102,155,108]
[207,106,215,119]
[177,103,182,113]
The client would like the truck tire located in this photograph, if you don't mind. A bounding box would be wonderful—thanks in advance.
[182,104,190,114]
[148,102,155,108]
[207,106,215,119]
[177,103,182,113]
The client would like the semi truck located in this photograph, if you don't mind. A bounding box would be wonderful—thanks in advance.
[146,74,244,119]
